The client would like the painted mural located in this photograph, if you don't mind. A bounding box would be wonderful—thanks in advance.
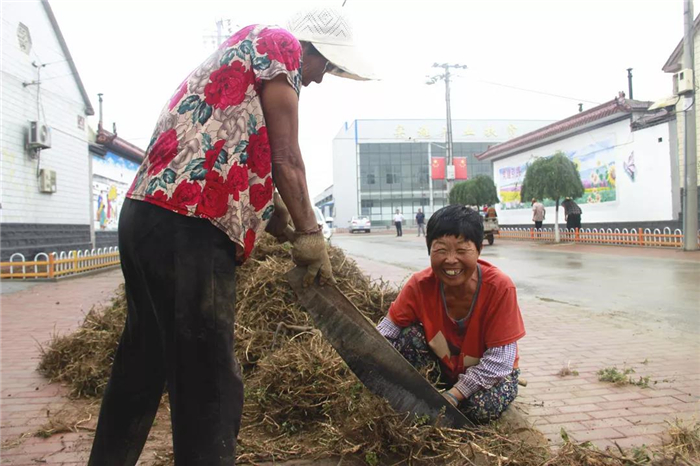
[92,152,140,230]
[498,138,617,210]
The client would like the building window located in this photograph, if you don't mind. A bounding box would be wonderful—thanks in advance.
[367,173,376,184]
[386,173,399,184]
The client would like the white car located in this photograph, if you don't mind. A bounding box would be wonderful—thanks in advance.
[349,216,371,233]
[313,206,332,241]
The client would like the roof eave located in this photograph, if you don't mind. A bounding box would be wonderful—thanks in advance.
[478,112,632,163]
[662,13,700,74]
[95,128,146,162]
[475,98,651,162]
[40,0,95,116]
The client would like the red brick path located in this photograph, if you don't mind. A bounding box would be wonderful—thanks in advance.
[1,252,699,463]
[1,269,124,465]
[517,298,700,449]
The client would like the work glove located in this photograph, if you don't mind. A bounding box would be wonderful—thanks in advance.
[291,228,336,287]
[264,192,292,242]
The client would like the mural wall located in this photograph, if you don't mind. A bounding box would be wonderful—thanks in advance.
[92,152,139,231]
[493,119,676,225]
[498,137,617,210]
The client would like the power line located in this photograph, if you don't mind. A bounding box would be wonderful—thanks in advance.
[453,75,601,105]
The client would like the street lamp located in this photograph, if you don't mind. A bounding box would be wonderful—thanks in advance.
[426,63,467,196]
[413,140,447,216]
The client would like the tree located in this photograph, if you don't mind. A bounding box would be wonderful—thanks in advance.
[450,176,499,211]
[449,180,467,205]
[471,175,499,211]
[520,152,584,242]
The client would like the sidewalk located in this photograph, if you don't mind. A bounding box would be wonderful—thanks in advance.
[1,269,124,465]
[1,256,698,464]
[348,249,700,449]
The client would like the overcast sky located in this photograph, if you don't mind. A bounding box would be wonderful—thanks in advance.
[47,0,686,199]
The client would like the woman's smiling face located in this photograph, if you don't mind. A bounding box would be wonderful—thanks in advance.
[429,235,480,288]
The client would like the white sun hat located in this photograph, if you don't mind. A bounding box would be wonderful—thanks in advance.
[286,6,376,81]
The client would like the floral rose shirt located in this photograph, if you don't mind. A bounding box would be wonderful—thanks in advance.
[127,25,302,262]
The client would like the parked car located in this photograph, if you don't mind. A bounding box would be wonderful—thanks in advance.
[349,216,371,233]
[313,206,333,241]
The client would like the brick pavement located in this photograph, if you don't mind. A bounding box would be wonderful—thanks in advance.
[1,248,699,464]
[1,269,124,465]
[346,244,700,449]
[516,297,700,449]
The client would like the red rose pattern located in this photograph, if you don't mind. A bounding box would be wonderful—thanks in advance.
[171,181,202,209]
[195,178,229,219]
[256,29,301,71]
[221,25,256,50]
[246,127,271,177]
[204,62,253,109]
[147,129,179,176]
[131,25,300,263]
[145,189,169,204]
[244,228,256,259]
[249,177,273,212]
[226,163,248,201]
[204,139,227,171]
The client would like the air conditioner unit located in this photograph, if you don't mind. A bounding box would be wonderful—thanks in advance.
[28,121,52,149]
[38,169,57,193]
[673,68,694,95]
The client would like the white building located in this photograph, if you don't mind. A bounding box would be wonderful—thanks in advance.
[477,97,679,230]
[1,0,95,260]
[332,119,552,229]
[313,184,334,220]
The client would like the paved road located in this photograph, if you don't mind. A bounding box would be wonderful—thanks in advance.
[330,233,700,334]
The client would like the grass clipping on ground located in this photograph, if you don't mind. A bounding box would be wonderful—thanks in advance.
[37,236,698,465]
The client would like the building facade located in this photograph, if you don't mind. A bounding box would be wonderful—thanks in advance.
[662,14,700,190]
[313,185,334,220]
[332,119,552,228]
[1,0,95,260]
[477,97,679,230]
[90,126,144,248]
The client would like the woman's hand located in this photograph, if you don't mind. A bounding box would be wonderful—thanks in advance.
[442,388,464,407]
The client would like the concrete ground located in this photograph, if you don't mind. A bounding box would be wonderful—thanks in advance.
[0,236,698,464]
[331,232,700,448]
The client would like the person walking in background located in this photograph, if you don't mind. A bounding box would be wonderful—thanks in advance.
[416,208,426,237]
[531,198,545,230]
[561,197,582,231]
[485,204,497,219]
[394,209,404,237]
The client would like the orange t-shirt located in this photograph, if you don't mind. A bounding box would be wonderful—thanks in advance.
[388,259,525,383]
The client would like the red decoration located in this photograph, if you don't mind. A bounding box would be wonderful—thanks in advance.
[431,157,445,180]
[454,157,468,180]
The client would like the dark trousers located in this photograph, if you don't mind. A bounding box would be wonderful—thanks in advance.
[534,221,543,229]
[89,199,243,466]
[566,214,581,230]
[395,221,402,236]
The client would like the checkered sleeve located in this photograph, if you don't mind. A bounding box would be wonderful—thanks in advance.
[376,316,401,340]
[453,343,517,399]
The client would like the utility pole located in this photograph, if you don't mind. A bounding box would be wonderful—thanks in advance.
[427,63,467,197]
[683,0,698,251]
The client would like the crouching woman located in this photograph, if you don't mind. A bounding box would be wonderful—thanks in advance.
[377,205,525,424]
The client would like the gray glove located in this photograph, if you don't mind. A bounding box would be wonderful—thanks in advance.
[290,229,336,287]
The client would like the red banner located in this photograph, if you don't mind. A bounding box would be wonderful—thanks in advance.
[431,157,445,180]
[454,157,468,180]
